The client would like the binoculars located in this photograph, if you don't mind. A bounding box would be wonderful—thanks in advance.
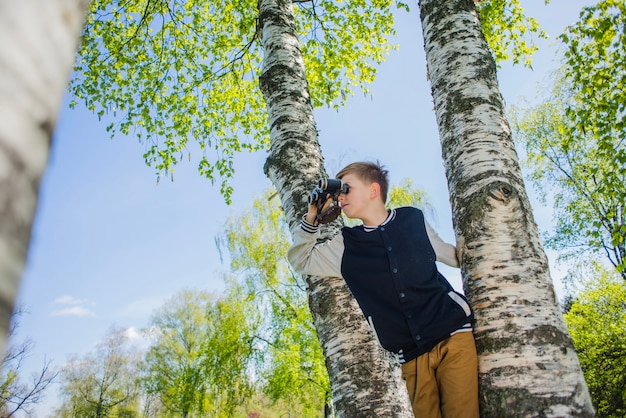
[307,178,350,205]
[307,179,349,224]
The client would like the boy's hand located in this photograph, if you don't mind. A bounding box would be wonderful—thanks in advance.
[305,195,333,225]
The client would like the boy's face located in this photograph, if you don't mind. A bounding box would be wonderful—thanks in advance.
[337,173,377,220]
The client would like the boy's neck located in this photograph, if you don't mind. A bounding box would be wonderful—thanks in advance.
[360,205,390,227]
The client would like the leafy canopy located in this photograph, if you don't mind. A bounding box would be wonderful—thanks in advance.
[142,290,214,416]
[476,0,547,67]
[512,1,626,277]
[71,0,399,202]
[56,327,141,417]
[141,289,257,416]
[560,0,626,275]
[219,192,330,416]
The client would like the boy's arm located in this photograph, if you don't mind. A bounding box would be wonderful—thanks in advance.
[288,218,344,278]
[425,221,460,268]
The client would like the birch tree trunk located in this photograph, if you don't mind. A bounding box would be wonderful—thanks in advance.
[418,0,595,416]
[257,0,412,415]
[0,0,89,353]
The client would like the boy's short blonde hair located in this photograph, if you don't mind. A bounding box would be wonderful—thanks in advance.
[336,161,389,203]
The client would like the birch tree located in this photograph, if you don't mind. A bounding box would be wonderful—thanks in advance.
[0,0,89,353]
[257,1,414,414]
[417,0,594,415]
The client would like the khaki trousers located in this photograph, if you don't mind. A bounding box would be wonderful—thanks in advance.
[401,332,479,418]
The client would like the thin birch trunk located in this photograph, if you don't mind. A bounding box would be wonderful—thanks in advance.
[0,0,89,352]
[418,0,595,416]
[257,0,412,415]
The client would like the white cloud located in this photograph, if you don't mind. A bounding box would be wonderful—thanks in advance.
[51,295,96,317]
[122,326,152,350]
[123,326,142,340]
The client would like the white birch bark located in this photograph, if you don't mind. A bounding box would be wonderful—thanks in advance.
[418,0,594,416]
[257,0,412,415]
[0,0,89,352]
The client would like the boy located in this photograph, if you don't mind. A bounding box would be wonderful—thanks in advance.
[287,161,479,418]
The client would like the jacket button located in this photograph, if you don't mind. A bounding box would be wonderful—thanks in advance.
[415,335,421,341]
[387,246,392,251]
[392,268,398,273]
[399,292,405,298]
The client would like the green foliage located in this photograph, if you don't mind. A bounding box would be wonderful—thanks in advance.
[294,0,398,107]
[564,263,626,417]
[203,287,258,416]
[476,0,548,67]
[0,370,18,417]
[512,1,626,278]
[218,191,329,417]
[71,0,398,202]
[559,0,626,274]
[514,89,626,277]
[142,290,213,416]
[387,178,430,210]
[142,289,256,417]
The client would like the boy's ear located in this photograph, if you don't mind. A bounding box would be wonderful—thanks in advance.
[370,182,381,199]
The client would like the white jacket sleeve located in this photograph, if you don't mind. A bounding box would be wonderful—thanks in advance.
[425,221,459,268]
[287,221,344,278]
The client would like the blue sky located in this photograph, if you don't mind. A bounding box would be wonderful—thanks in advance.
[13,1,594,415]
